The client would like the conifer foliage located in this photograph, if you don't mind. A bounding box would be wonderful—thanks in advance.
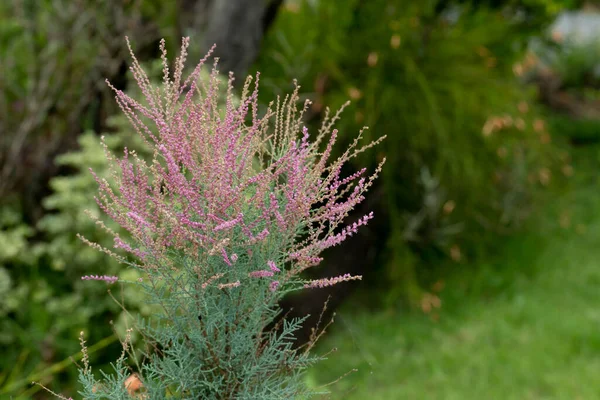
[74,38,384,399]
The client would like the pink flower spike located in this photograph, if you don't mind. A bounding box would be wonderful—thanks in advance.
[267,260,280,273]
[303,273,362,289]
[214,214,243,232]
[221,248,232,266]
[81,275,119,284]
[255,229,269,241]
[249,270,274,278]
[270,281,280,292]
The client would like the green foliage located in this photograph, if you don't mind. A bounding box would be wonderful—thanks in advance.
[532,36,600,89]
[0,125,150,398]
[67,40,381,398]
[0,0,161,204]
[307,144,600,399]
[255,0,564,304]
[0,205,33,263]
[526,33,600,143]
[0,63,162,398]
[553,42,600,89]
[549,114,600,144]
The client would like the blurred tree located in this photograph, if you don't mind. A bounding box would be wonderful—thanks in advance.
[0,0,165,222]
[254,0,565,315]
[177,0,284,79]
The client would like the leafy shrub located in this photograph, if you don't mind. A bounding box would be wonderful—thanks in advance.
[0,63,161,397]
[0,2,236,396]
[0,0,172,210]
[0,4,168,387]
[254,0,564,304]
[0,123,149,399]
[523,26,600,143]
[527,36,600,90]
[57,39,383,399]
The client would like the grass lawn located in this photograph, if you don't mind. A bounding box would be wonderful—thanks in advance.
[307,146,600,399]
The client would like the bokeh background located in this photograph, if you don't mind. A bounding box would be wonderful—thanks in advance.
[1,0,600,398]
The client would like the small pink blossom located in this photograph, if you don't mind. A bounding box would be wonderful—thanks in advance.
[249,270,274,278]
[255,229,269,241]
[127,212,151,228]
[221,248,232,266]
[214,214,243,232]
[90,38,384,299]
[267,260,280,272]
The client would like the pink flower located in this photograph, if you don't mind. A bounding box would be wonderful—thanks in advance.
[249,270,274,278]
[214,214,243,232]
[267,260,280,273]
[89,38,383,295]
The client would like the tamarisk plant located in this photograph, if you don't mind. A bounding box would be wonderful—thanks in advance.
[75,37,385,399]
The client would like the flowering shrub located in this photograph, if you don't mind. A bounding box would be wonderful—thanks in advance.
[72,38,384,399]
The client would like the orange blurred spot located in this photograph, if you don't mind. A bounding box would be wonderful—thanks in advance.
[432,280,445,293]
[284,3,300,13]
[124,374,144,397]
[420,292,442,314]
[540,132,551,144]
[562,164,574,177]
[450,245,462,262]
[518,101,529,114]
[524,52,539,69]
[367,52,379,67]
[501,115,513,127]
[497,147,508,158]
[551,30,564,43]
[513,63,524,77]
[355,110,364,123]
[485,57,497,69]
[443,200,455,215]
[533,119,546,132]
[538,168,551,186]
[348,87,362,100]
[477,46,490,57]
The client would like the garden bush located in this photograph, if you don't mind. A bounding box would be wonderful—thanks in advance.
[0,56,240,397]
[254,0,567,305]
[523,25,600,144]
[0,93,151,400]
[0,2,180,395]
[0,0,173,212]
[0,1,583,396]
[40,38,384,399]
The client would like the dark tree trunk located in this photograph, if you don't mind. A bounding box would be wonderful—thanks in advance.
[178,0,284,79]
